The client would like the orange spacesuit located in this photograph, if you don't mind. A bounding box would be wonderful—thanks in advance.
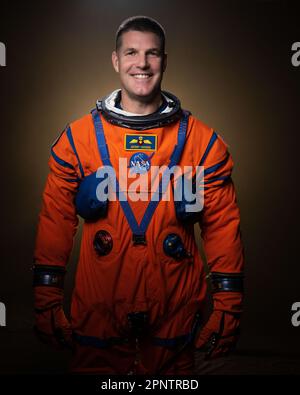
[33,91,244,374]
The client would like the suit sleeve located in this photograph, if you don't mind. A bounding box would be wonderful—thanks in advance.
[199,131,244,313]
[33,129,81,268]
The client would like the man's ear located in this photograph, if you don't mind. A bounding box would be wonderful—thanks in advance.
[162,53,167,72]
[112,51,119,73]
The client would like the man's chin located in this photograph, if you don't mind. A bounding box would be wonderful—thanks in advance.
[131,89,160,103]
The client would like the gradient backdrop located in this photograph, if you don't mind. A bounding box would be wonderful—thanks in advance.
[0,0,299,374]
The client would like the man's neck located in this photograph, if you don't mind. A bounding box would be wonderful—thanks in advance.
[120,91,162,115]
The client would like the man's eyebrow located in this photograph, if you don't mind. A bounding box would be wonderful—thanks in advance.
[146,48,161,52]
[123,47,161,52]
[123,47,137,52]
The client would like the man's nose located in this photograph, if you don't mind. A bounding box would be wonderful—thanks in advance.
[136,54,149,68]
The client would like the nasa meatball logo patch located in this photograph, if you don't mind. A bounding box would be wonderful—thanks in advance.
[128,152,154,174]
[125,133,157,151]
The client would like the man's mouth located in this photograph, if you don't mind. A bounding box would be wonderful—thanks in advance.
[131,73,152,79]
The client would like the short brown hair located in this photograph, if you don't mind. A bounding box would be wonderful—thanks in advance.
[115,16,166,54]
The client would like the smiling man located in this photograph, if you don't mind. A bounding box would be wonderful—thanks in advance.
[112,27,167,113]
[33,16,244,375]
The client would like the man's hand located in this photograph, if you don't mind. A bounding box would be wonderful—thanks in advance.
[34,304,73,350]
[32,264,73,350]
[195,310,241,359]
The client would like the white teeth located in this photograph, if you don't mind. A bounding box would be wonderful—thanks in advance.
[133,74,150,79]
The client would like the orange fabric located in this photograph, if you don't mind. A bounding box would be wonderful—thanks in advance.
[34,286,73,349]
[70,340,194,375]
[33,111,244,372]
[195,310,240,358]
[34,285,64,310]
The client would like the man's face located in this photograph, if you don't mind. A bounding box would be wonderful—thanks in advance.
[112,30,167,102]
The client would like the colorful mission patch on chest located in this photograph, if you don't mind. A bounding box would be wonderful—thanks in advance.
[128,152,154,174]
[124,133,157,151]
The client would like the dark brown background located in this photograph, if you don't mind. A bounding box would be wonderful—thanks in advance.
[0,0,299,374]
